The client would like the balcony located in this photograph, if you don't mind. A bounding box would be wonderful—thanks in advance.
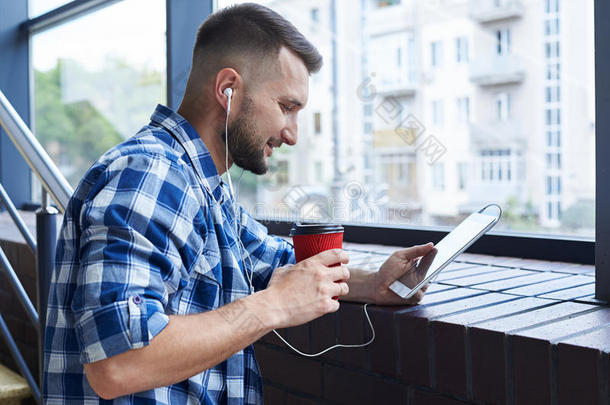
[469,54,525,86]
[469,121,526,148]
[366,2,414,36]
[469,0,525,23]
[376,80,417,97]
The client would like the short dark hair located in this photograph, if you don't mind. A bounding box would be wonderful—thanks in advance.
[192,2,322,82]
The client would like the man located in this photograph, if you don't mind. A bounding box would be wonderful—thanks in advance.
[43,3,434,403]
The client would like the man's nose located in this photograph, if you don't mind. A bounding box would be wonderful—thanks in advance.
[281,118,298,146]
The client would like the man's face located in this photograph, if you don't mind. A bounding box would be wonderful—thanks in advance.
[221,47,309,175]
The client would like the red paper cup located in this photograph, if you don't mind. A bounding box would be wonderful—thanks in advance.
[290,223,345,299]
[290,223,344,262]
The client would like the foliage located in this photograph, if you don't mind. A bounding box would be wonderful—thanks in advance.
[34,58,164,186]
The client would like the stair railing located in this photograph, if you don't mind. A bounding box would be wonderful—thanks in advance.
[0,89,74,404]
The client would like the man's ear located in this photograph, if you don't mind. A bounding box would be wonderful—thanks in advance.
[214,68,242,111]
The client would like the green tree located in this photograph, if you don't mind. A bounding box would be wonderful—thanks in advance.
[34,58,164,186]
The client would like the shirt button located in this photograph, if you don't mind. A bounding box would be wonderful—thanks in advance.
[132,295,142,305]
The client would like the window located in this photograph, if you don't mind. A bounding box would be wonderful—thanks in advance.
[546,41,560,58]
[496,28,511,55]
[432,163,445,190]
[545,18,560,36]
[314,161,323,180]
[457,162,467,190]
[431,99,444,125]
[479,150,513,183]
[364,103,373,116]
[310,7,319,32]
[546,153,561,169]
[545,108,561,125]
[495,93,511,121]
[546,130,561,147]
[32,0,166,187]
[29,0,72,17]
[311,8,319,24]
[546,0,560,14]
[546,86,560,103]
[456,96,470,123]
[380,154,410,185]
[314,112,322,134]
[216,0,594,238]
[546,62,561,80]
[455,36,469,63]
[430,41,443,68]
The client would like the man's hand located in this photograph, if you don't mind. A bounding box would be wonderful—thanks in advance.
[373,243,435,305]
[265,248,350,328]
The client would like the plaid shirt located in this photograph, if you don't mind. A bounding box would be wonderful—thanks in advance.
[43,104,295,404]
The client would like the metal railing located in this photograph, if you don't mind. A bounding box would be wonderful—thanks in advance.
[0,89,74,404]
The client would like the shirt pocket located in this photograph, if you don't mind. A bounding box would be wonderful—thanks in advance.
[177,251,222,314]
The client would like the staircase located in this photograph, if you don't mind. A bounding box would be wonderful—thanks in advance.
[0,364,30,405]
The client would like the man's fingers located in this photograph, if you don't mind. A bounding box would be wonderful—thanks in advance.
[397,243,434,261]
[314,249,350,266]
[325,263,350,282]
[331,281,349,297]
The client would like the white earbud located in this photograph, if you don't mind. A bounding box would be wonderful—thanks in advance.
[223,87,233,98]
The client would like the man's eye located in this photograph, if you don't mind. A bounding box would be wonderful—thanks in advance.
[280,103,293,113]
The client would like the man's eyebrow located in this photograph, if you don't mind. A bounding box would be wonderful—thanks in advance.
[284,98,304,107]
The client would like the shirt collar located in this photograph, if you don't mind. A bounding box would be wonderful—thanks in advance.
[150,104,226,200]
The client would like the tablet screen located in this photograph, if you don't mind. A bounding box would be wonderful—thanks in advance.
[391,212,498,299]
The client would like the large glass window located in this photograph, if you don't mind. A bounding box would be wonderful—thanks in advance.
[29,0,73,17]
[32,0,166,187]
[217,0,594,237]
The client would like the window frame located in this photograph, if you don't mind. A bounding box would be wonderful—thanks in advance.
[1,0,605,300]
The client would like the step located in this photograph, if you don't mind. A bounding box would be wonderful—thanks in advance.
[0,364,30,405]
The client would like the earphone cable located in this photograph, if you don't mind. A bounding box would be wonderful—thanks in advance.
[224,90,374,357]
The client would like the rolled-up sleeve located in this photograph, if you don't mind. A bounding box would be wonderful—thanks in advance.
[72,152,206,364]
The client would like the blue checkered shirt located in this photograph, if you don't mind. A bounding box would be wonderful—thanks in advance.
[43,105,295,404]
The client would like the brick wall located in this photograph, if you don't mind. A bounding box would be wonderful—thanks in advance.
[255,295,610,405]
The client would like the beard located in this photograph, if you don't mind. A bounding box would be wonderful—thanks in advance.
[220,96,269,175]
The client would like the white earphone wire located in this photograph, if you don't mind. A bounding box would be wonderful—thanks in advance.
[223,88,374,356]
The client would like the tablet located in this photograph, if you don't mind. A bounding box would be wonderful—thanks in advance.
[389,205,501,300]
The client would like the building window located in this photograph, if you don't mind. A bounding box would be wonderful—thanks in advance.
[496,28,511,56]
[495,93,511,121]
[546,62,561,80]
[480,149,512,183]
[310,8,319,24]
[364,122,373,134]
[432,163,445,190]
[455,36,469,63]
[457,162,467,190]
[546,86,560,103]
[314,161,323,180]
[380,153,410,185]
[431,99,444,125]
[456,96,470,123]
[546,130,561,147]
[546,153,561,169]
[545,108,561,125]
[431,41,443,68]
[545,41,560,58]
[545,0,559,14]
[546,175,561,195]
[545,18,560,36]
[275,160,289,185]
[314,112,322,134]
[364,103,373,117]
